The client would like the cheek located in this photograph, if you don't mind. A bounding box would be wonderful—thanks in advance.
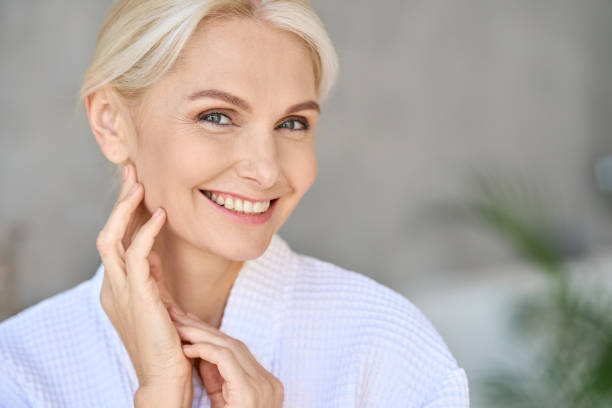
[282,144,317,194]
[136,130,232,206]
[146,130,229,178]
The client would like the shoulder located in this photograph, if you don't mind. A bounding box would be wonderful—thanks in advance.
[289,253,469,406]
[0,275,99,400]
[0,276,96,361]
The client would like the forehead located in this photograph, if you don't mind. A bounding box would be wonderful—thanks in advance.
[163,17,317,104]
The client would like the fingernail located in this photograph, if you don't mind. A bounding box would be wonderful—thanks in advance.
[153,207,164,218]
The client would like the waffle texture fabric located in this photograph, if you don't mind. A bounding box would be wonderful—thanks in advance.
[0,233,469,407]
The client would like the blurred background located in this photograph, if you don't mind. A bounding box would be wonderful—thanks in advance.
[2,1,612,406]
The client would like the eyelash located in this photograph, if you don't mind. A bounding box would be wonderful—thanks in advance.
[197,111,310,131]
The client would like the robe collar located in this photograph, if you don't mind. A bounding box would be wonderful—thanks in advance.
[89,233,297,399]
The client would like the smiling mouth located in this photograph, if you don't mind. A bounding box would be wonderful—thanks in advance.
[199,189,278,215]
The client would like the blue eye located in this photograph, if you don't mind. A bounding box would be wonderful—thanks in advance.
[199,112,231,126]
[277,118,309,131]
[197,111,309,131]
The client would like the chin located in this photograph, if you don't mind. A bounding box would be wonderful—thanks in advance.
[203,233,273,261]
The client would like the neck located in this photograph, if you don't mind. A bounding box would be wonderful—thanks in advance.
[151,220,243,329]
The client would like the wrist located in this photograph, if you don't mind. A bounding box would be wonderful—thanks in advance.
[134,379,192,408]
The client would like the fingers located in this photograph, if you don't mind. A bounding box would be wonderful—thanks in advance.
[175,325,228,349]
[97,162,166,296]
[125,207,166,288]
[150,251,176,307]
[169,309,235,346]
[118,164,136,201]
[169,310,232,349]
[168,304,188,318]
[106,183,143,249]
[147,250,163,281]
[169,309,260,378]
[197,359,225,405]
[169,310,238,347]
[182,342,249,387]
[96,168,144,287]
[169,307,210,329]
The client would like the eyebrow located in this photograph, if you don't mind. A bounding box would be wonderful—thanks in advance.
[188,88,320,115]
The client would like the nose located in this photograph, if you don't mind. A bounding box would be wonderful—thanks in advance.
[234,128,280,190]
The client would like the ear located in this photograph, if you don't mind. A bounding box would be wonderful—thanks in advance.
[84,86,132,164]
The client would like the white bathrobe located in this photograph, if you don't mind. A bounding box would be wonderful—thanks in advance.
[0,233,469,407]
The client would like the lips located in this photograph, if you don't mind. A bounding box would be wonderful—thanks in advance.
[199,189,278,225]
[199,189,278,203]
[199,190,278,212]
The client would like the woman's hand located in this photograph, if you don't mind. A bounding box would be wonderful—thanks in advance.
[96,163,193,407]
[169,307,284,408]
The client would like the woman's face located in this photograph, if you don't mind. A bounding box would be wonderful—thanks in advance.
[124,17,319,260]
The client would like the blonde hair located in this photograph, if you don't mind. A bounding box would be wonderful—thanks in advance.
[79,0,339,105]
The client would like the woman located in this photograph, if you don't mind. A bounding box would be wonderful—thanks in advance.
[0,1,469,407]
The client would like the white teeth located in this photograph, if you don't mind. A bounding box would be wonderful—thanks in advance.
[203,190,271,214]
[234,198,243,212]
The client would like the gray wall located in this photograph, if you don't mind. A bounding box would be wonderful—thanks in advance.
[2,1,612,405]
[290,0,612,292]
